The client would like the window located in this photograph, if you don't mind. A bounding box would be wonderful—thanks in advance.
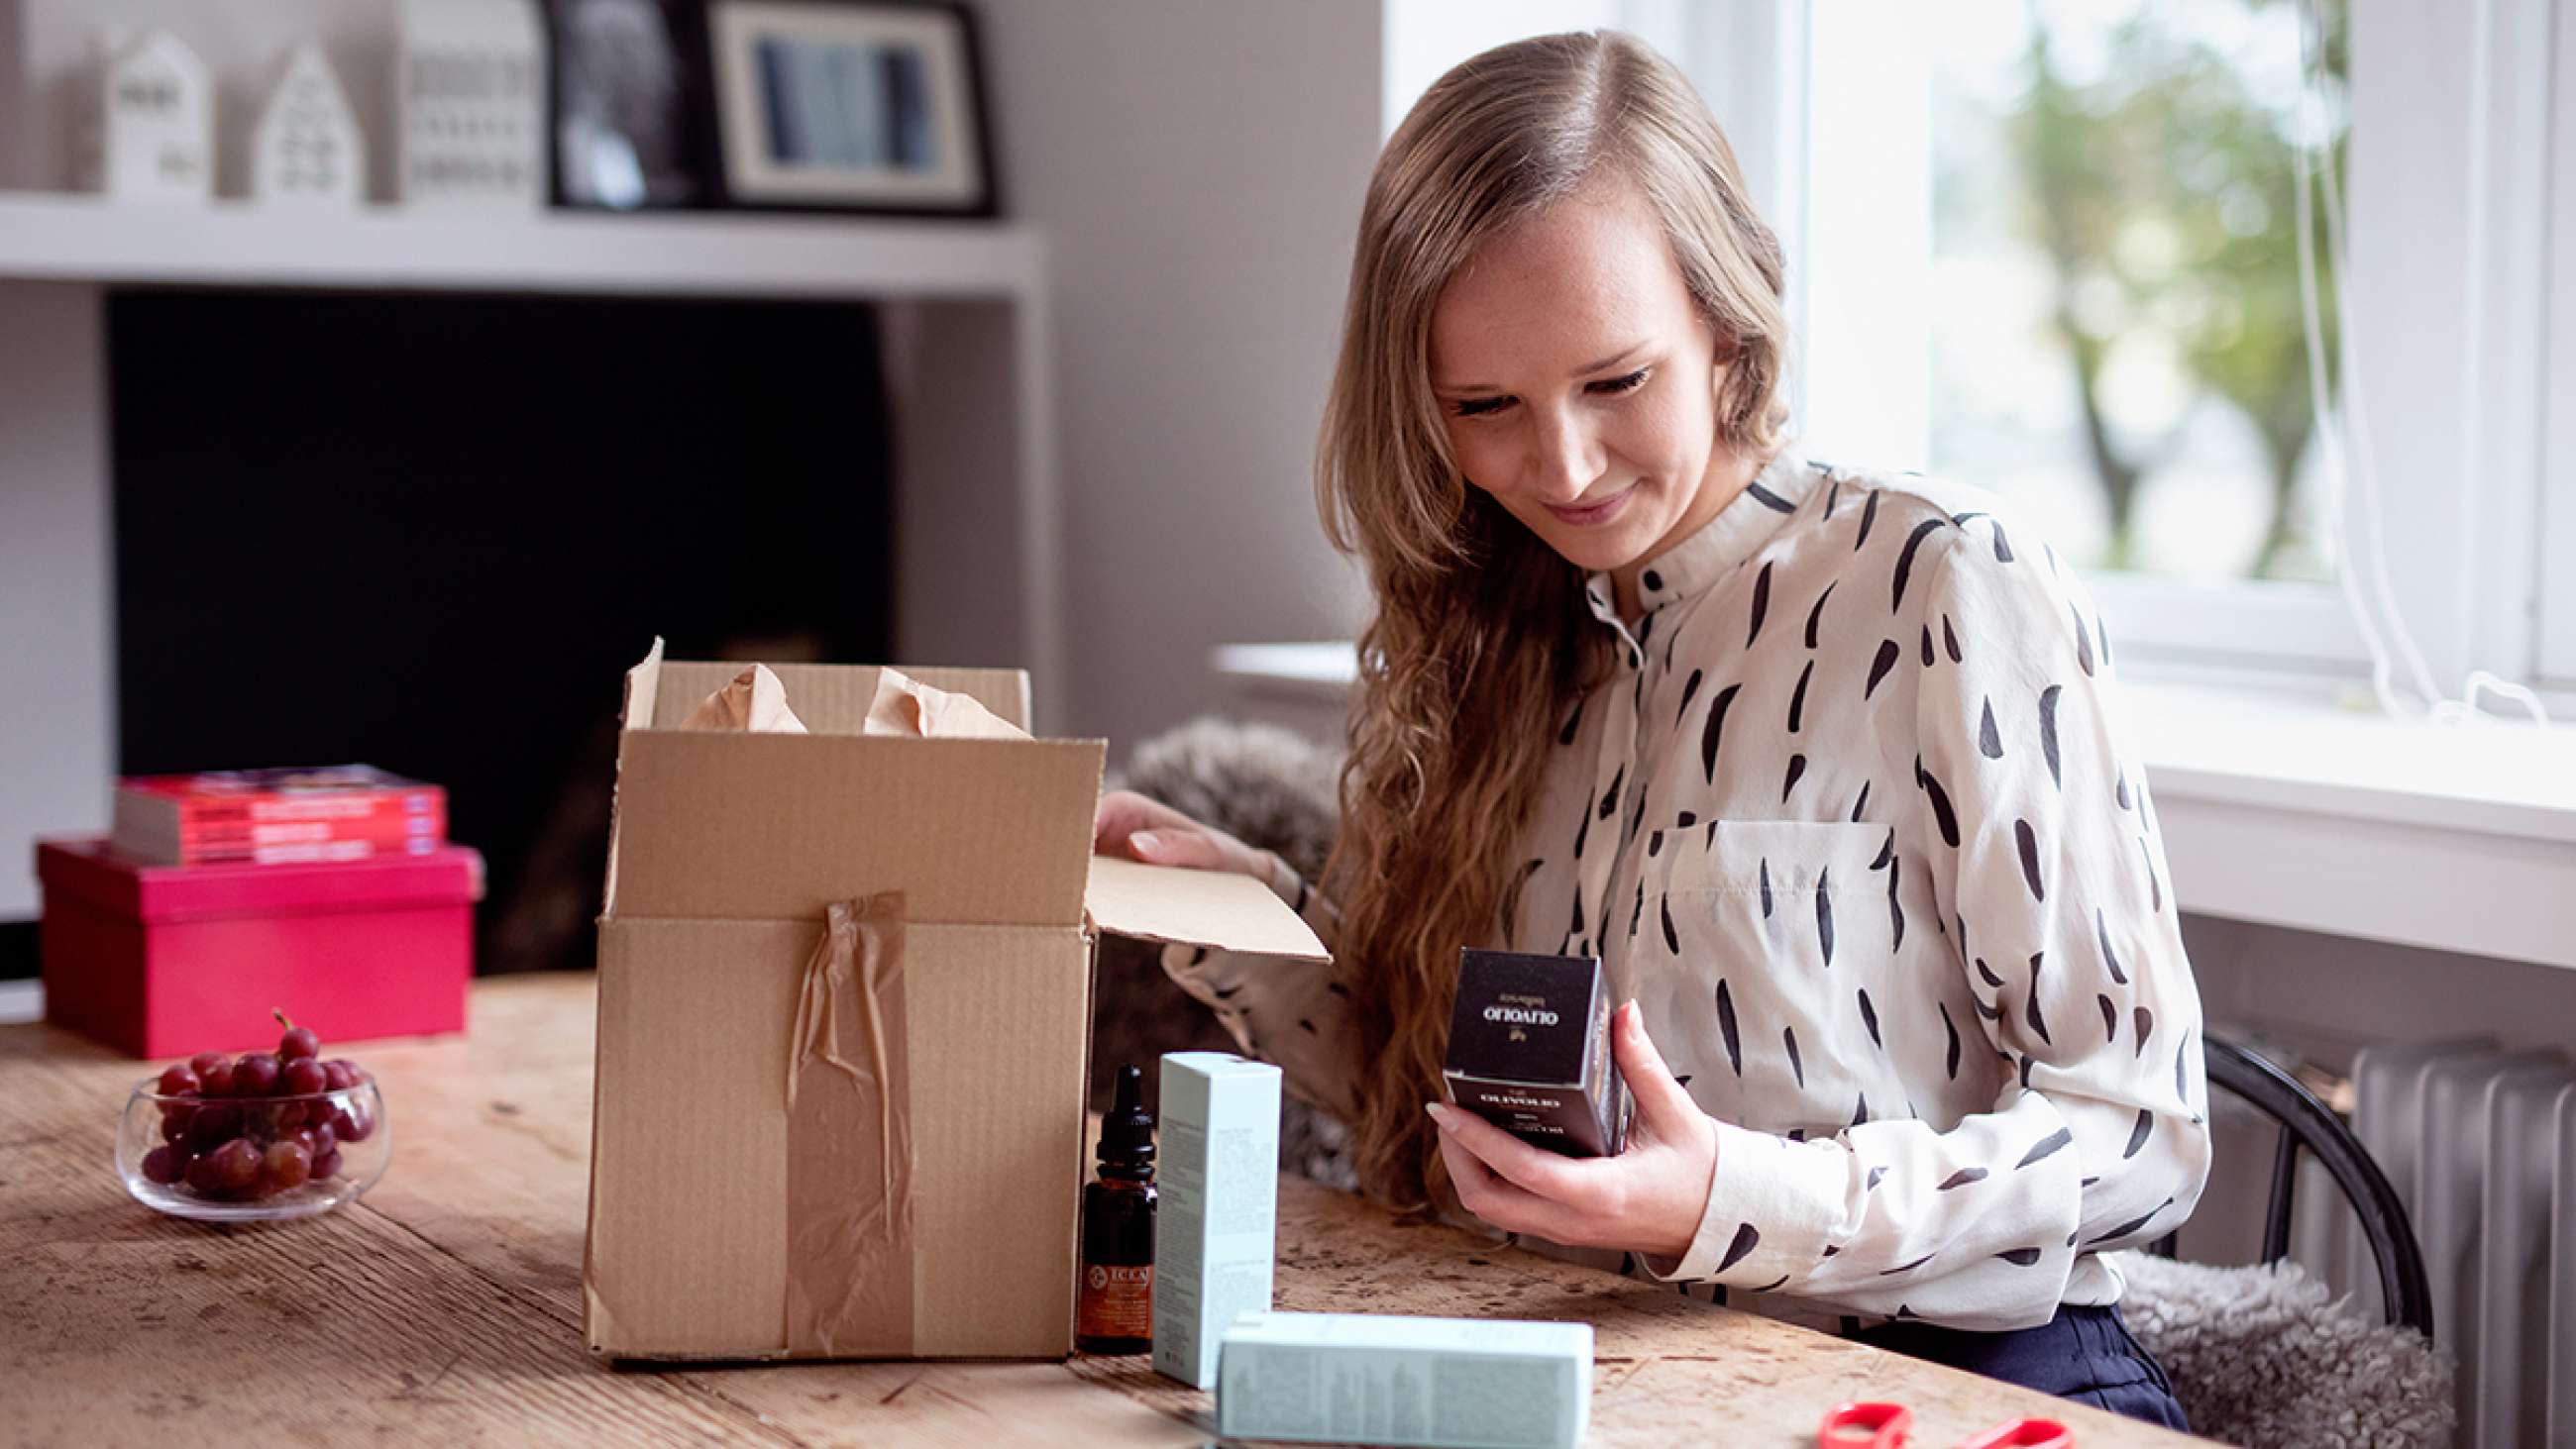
[1383,0,2572,705]
[1796,0,2570,701]
[1798,0,2375,675]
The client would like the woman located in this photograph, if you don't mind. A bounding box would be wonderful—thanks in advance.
[1095,31,2206,1428]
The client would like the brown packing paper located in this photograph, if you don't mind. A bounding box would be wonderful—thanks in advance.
[785,892,915,1355]
[681,663,810,734]
[863,667,1029,740]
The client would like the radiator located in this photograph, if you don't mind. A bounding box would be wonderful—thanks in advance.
[2309,1040,2576,1448]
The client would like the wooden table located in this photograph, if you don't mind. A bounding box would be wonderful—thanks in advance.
[0,975,2207,1446]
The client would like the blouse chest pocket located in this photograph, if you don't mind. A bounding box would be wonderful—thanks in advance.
[1628,819,1903,1115]
[1636,818,1900,982]
[1657,819,1894,904]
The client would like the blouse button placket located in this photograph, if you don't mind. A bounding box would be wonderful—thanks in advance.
[1572,584,1650,963]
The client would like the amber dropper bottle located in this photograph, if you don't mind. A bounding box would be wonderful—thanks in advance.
[1076,1064,1157,1355]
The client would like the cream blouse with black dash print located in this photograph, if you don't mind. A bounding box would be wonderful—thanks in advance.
[1162,450,2212,1334]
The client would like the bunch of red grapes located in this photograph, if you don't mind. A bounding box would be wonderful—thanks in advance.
[140,1010,377,1201]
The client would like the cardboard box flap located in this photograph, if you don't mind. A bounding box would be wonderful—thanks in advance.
[607,731,1105,925]
[1082,856,1330,963]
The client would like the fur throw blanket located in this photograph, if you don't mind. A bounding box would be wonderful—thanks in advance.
[2110,1250,2452,1448]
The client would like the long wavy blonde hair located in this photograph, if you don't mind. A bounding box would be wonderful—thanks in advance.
[1317,32,1794,1207]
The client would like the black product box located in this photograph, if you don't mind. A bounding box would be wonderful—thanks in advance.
[1442,948,1628,1158]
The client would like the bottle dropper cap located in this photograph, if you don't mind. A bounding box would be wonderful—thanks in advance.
[1098,1064,1154,1166]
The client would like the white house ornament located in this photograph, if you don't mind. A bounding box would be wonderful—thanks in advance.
[252,45,366,206]
[397,0,547,209]
[82,29,214,201]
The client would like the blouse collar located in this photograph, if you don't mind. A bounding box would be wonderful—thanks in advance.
[1582,450,1816,629]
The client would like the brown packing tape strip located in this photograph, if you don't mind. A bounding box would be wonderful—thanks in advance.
[784,892,915,1355]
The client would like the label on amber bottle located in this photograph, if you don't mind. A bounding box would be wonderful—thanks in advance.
[1078,1263,1154,1340]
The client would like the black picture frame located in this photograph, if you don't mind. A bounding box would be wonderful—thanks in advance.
[543,0,721,211]
[700,0,1000,220]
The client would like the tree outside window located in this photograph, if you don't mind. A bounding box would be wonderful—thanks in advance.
[1924,0,2347,582]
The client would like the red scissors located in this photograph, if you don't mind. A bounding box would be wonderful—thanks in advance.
[1821,1400,2074,1449]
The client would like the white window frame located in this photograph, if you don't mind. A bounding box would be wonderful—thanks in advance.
[2540,0,2576,688]
[2347,0,2559,706]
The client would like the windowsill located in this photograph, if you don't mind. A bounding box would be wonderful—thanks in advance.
[2111,678,2576,845]
[1209,642,2576,971]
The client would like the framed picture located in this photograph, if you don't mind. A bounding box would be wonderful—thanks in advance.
[705,0,997,218]
[545,0,717,210]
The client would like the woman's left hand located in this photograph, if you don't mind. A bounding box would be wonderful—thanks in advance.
[1428,1000,1717,1261]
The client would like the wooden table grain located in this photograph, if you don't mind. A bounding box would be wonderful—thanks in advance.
[0,974,2210,1447]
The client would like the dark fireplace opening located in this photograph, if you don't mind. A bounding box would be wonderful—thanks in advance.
[107,288,896,977]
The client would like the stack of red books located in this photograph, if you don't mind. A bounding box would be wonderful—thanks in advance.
[110,766,446,867]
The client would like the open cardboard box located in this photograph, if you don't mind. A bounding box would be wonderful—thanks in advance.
[584,645,1329,1361]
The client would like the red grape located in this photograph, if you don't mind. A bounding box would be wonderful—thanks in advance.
[332,1104,376,1143]
[158,1065,200,1096]
[187,1051,225,1078]
[281,1058,328,1096]
[320,1061,356,1092]
[197,1059,236,1097]
[277,1025,320,1062]
[159,1106,194,1145]
[310,1147,343,1182]
[183,1153,229,1195]
[207,1137,262,1192]
[233,1053,281,1096]
[185,1103,242,1150]
[309,1123,337,1157]
[140,1146,182,1186]
[260,1140,312,1193]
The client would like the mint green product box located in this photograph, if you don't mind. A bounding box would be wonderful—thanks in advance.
[1151,1051,1281,1389]
[1217,1312,1593,1449]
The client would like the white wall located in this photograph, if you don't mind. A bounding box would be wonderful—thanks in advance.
[0,283,113,920]
[2186,914,2576,1068]
[974,1,1379,751]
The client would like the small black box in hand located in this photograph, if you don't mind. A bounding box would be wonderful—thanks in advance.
[1442,948,1628,1158]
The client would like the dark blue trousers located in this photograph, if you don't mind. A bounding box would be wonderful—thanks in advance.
[1853,1302,2191,1431]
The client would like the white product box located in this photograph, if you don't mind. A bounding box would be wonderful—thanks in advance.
[1217,1311,1594,1449]
[1151,1051,1280,1390]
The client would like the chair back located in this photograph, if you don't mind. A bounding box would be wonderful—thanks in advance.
[2150,1035,2435,1340]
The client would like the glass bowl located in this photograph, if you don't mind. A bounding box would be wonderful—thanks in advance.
[116,1079,389,1222]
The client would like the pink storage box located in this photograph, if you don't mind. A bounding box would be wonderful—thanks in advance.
[36,838,483,1059]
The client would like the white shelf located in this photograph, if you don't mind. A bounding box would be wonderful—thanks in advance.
[0,191,1043,300]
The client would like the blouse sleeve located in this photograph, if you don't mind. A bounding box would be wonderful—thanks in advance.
[1644,525,2212,1329]
[1158,853,1365,1123]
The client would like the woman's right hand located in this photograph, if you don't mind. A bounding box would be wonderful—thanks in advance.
[1094,789,1278,881]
